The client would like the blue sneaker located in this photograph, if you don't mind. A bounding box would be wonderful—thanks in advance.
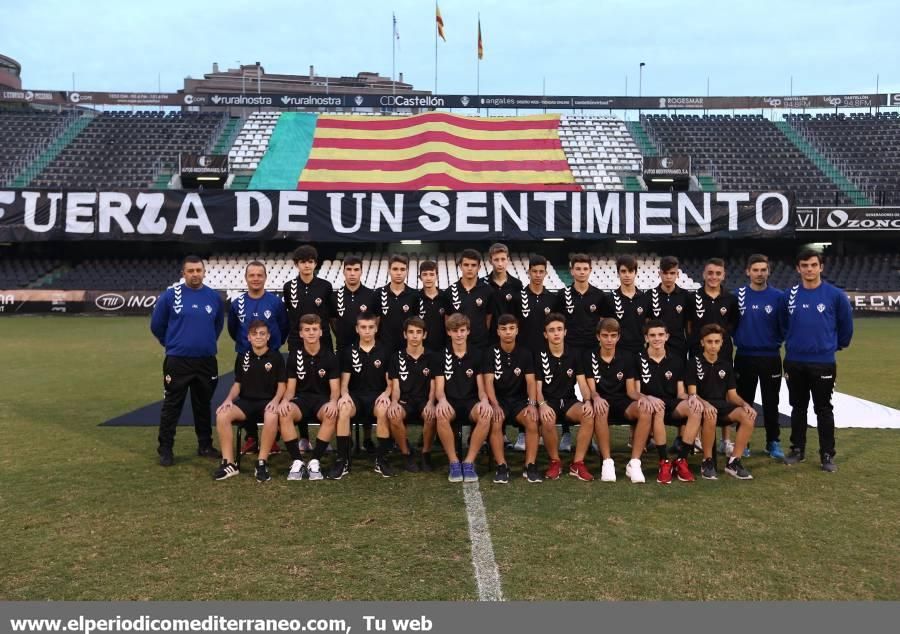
[448,461,463,482]
[765,441,785,460]
[462,462,478,482]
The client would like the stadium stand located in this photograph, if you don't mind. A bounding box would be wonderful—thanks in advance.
[586,254,700,291]
[641,114,852,207]
[0,258,62,289]
[559,115,643,191]
[785,113,900,205]
[50,258,182,291]
[27,112,225,190]
[0,110,79,186]
[227,111,280,172]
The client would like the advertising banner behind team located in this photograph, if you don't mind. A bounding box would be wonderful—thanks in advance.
[0,189,793,242]
[643,156,691,178]
[179,154,229,177]
[795,206,900,231]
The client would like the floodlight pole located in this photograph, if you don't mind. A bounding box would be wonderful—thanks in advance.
[639,62,645,118]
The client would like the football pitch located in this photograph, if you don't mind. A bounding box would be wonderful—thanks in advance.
[0,316,898,601]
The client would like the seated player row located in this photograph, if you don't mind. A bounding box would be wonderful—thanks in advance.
[212,311,757,484]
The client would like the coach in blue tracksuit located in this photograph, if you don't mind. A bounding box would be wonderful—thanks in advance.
[780,249,853,473]
[151,255,226,467]
[734,254,786,460]
[227,261,288,354]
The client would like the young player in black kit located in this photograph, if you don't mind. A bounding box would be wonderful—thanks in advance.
[434,313,493,482]
[686,324,757,480]
[212,320,287,481]
[482,314,539,484]
[418,261,449,354]
[447,249,497,351]
[535,313,595,482]
[282,245,333,451]
[268,314,340,481]
[376,254,422,353]
[387,317,437,473]
[609,255,647,354]
[632,320,703,485]
[335,313,393,479]
[483,243,523,317]
[581,319,647,483]
[646,256,691,360]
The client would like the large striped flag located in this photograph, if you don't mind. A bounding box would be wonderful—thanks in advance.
[436,4,446,41]
[298,112,580,191]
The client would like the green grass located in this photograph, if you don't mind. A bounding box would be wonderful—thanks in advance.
[0,316,898,600]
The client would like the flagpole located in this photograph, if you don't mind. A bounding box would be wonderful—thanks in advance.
[392,12,396,95]
[476,13,481,112]
[434,1,438,94]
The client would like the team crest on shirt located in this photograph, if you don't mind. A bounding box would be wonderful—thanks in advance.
[264,362,273,372]
[765,305,773,314]
[360,304,368,312]
[636,306,644,315]
[720,307,728,315]
[505,293,513,302]
[475,298,484,307]
[544,306,551,315]
[817,303,826,313]
[616,371,624,381]
[718,369,726,379]
[205,305,212,314]
[314,297,323,306]
[264,310,272,319]
[402,304,410,312]
[589,304,597,312]
[566,368,574,377]
[466,368,474,378]
[675,305,683,313]
[165,374,172,384]
[513,367,522,376]
[423,367,431,376]
[664,370,673,380]
[318,369,326,378]
[439,307,446,315]
[374,359,382,368]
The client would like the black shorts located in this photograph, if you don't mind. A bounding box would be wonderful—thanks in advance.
[498,397,530,424]
[662,398,686,426]
[605,397,634,425]
[232,397,271,424]
[707,399,739,426]
[546,397,581,421]
[448,398,480,422]
[399,398,428,424]
[351,392,380,424]
[292,394,329,422]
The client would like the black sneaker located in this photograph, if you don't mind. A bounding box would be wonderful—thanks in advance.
[724,458,753,480]
[158,448,174,467]
[701,458,718,480]
[421,452,434,473]
[404,454,420,473]
[493,463,510,484]
[374,459,395,477]
[327,460,350,480]
[821,454,837,473]
[255,461,271,482]
[523,462,543,484]
[197,445,221,459]
[783,448,806,465]
[213,461,239,480]
[363,439,376,455]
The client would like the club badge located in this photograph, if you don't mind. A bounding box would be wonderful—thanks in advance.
[718,369,726,379]
[513,367,522,376]
[314,297,323,306]
[616,371,624,381]
[318,369,326,377]
[264,362,273,372]
[402,304,410,312]
[264,310,272,319]
[636,306,644,315]
[675,305,683,313]
[589,304,597,312]
[205,305,212,314]
[475,298,484,307]
[165,374,172,384]
[374,359,382,368]
[664,370,673,380]
[423,368,431,376]
[566,368,574,377]
[720,306,728,315]
[466,368,474,378]
[817,303,826,313]
[360,304,368,312]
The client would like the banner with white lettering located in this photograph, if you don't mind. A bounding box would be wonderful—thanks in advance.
[0,190,793,242]
[795,206,900,231]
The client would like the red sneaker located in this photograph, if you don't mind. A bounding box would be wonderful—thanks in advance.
[269,442,281,455]
[568,461,594,482]
[545,459,563,480]
[657,459,673,484]
[674,458,695,482]
[240,436,259,455]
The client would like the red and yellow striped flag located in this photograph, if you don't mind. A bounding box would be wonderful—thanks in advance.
[477,18,483,59]
[298,112,580,191]
[436,4,446,41]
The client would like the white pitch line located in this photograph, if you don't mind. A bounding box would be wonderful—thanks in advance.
[462,480,504,601]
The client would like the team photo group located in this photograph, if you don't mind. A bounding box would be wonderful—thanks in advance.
[149,242,854,486]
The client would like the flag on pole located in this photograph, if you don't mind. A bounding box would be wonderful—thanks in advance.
[436,4,446,41]
[477,18,483,59]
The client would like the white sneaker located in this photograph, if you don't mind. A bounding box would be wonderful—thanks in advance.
[307,458,324,481]
[514,432,526,452]
[625,458,646,483]
[719,439,735,456]
[287,459,306,481]
[600,458,616,482]
[559,432,572,453]
[693,437,703,452]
